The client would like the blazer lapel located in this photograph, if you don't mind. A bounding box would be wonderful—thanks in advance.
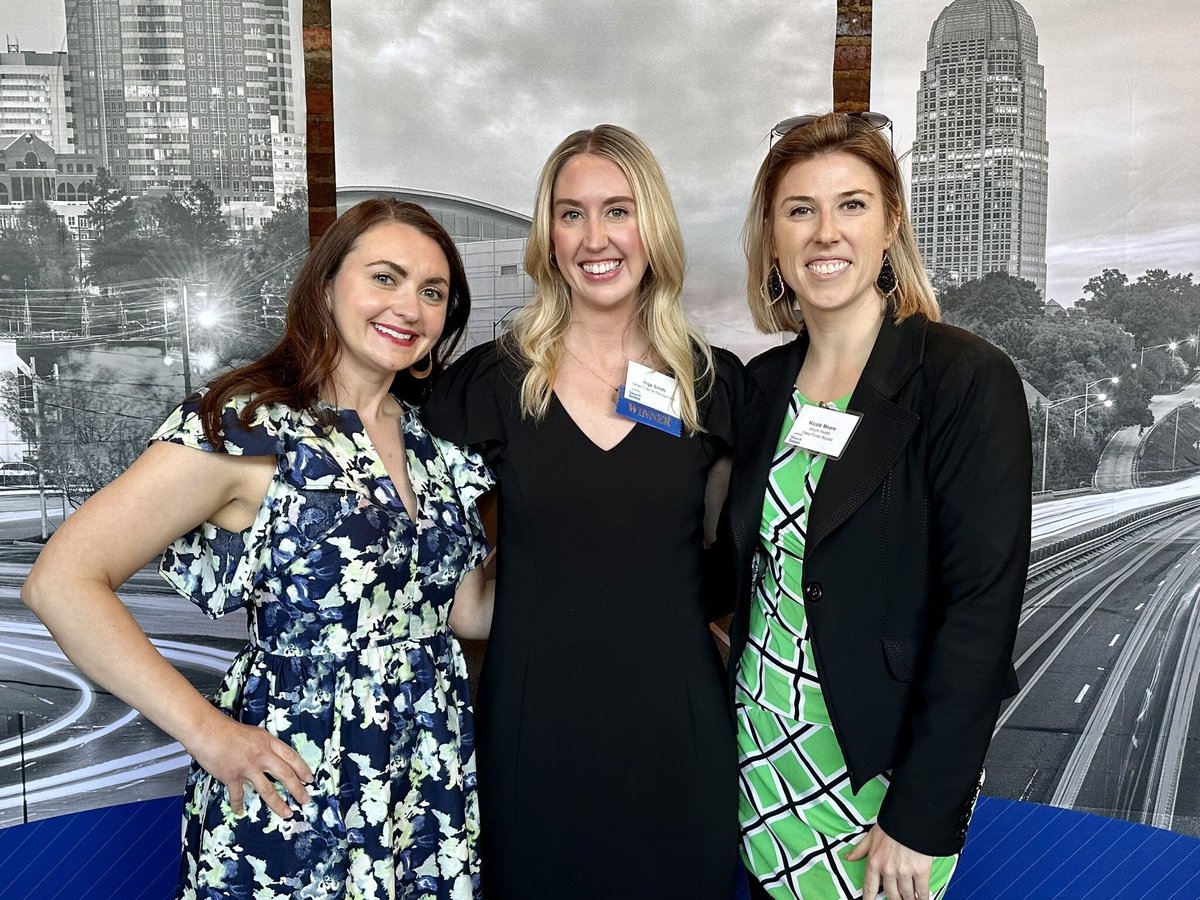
[806,316,926,550]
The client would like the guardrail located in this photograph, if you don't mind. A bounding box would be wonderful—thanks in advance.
[1029,496,1200,582]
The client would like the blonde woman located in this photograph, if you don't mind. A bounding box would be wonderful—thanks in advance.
[728,112,1031,900]
[424,125,742,898]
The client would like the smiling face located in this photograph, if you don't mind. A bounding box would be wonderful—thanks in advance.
[327,220,450,388]
[770,150,895,322]
[550,153,649,315]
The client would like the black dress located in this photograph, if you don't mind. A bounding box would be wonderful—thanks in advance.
[423,341,741,900]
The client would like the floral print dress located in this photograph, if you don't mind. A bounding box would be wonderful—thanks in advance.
[153,394,492,900]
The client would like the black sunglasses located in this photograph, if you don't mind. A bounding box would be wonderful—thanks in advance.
[770,111,893,144]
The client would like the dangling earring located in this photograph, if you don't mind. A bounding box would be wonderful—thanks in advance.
[759,263,786,304]
[876,250,899,300]
[549,252,558,270]
[409,355,433,380]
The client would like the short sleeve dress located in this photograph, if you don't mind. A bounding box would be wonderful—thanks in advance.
[153,394,492,900]
[422,342,743,900]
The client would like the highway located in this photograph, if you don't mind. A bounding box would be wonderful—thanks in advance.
[1,477,1200,836]
[988,506,1200,836]
[1095,377,1200,492]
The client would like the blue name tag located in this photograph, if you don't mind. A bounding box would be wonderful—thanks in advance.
[615,385,682,436]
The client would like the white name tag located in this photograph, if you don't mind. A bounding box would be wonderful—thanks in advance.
[783,403,862,459]
[616,360,683,436]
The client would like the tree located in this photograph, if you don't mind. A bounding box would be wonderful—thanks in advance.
[0,347,179,500]
[21,199,77,290]
[938,271,1044,339]
[152,180,231,252]
[86,167,139,243]
[239,189,308,329]
[1078,267,1200,348]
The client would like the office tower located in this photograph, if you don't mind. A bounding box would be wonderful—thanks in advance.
[0,47,74,151]
[261,0,305,198]
[64,0,305,205]
[911,0,1048,298]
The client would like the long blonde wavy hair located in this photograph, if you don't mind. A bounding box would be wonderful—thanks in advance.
[743,112,940,334]
[503,124,714,433]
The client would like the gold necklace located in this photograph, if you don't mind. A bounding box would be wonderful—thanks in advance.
[563,344,654,405]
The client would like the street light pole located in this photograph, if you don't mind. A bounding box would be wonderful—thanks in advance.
[1041,393,1089,492]
[1172,408,1181,471]
[179,279,193,395]
[1082,376,1118,434]
[1074,399,1113,437]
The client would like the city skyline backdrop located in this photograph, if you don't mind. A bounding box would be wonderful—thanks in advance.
[1,1,1196,356]
[329,0,1196,357]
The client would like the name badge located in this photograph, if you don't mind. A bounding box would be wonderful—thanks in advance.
[615,360,683,437]
[783,403,862,459]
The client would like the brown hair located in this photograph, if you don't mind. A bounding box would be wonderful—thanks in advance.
[199,198,471,445]
[743,112,939,334]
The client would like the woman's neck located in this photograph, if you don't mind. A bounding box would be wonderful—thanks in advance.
[564,304,648,363]
[797,304,886,401]
[324,369,398,421]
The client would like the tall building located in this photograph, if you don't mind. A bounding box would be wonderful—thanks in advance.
[911,0,1049,298]
[64,0,305,206]
[0,48,74,151]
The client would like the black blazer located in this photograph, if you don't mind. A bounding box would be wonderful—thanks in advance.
[726,314,1032,857]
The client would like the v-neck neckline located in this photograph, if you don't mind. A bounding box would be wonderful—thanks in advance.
[551,391,639,454]
[330,400,420,521]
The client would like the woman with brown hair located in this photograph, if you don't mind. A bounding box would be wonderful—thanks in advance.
[728,112,1031,900]
[23,198,492,899]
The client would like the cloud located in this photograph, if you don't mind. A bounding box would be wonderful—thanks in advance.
[334,0,1199,330]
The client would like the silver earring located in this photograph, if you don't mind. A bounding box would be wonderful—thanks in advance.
[760,263,786,304]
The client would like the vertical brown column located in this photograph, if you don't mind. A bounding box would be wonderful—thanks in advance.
[303,0,336,245]
[834,0,873,112]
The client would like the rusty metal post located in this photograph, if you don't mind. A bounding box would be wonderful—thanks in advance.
[835,1,873,112]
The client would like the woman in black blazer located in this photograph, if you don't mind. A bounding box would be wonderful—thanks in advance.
[730,112,1031,900]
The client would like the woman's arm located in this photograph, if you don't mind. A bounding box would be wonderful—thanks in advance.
[22,441,313,818]
[878,341,1032,856]
[703,453,732,548]
[450,557,496,640]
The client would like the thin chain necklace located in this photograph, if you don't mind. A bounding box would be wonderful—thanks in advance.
[564,343,653,405]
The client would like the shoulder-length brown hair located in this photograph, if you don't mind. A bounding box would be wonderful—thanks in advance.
[744,112,939,334]
[198,197,471,445]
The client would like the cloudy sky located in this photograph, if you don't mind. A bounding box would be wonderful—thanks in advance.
[330,0,1198,357]
[4,1,1196,357]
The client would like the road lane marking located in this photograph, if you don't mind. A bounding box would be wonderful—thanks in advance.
[1074,684,1090,704]
[1109,634,1121,646]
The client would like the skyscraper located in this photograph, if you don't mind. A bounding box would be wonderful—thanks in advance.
[911,0,1048,298]
[64,0,305,206]
[0,48,74,151]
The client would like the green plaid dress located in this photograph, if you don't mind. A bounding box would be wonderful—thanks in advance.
[735,390,959,899]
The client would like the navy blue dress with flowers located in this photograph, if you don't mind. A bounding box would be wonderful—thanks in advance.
[153,394,492,900]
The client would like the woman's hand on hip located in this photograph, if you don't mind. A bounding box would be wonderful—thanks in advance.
[186,711,314,819]
[847,823,934,900]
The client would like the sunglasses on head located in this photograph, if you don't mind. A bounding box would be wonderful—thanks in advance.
[770,111,893,144]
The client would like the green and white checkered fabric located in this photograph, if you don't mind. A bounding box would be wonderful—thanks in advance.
[735,390,842,724]
[735,390,959,899]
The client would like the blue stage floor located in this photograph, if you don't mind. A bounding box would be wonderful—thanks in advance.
[2,795,1198,898]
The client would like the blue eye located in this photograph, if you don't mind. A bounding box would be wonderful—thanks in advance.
[608,207,629,219]
[373,272,395,285]
[561,209,582,221]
